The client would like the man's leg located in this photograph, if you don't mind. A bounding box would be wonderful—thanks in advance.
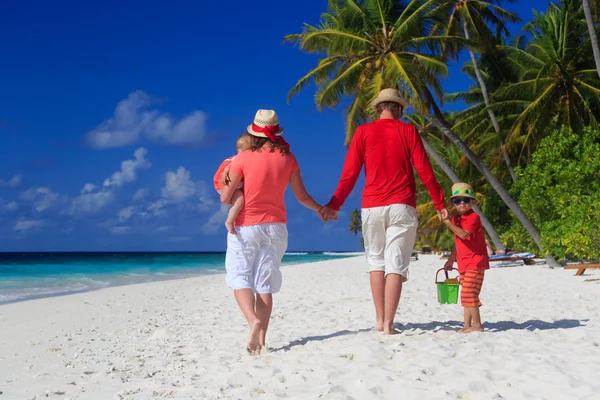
[362,207,387,331]
[383,205,419,334]
[255,293,273,346]
[370,271,385,331]
[383,273,402,334]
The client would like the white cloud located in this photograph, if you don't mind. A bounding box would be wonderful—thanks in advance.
[155,226,173,232]
[5,201,19,211]
[70,190,115,214]
[103,147,151,188]
[147,199,168,216]
[203,204,229,235]
[146,111,207,146]
[81,183,98,194]
[168,236,191,242]
[70,147,150,215]
[14,218,45,233]
[85,91,208,149]
[161,167,196,202]
[0,174,23,188]
[132,188,150,202]
[117,206,135,222]
[110,226,131,235]
[20,187,59,212]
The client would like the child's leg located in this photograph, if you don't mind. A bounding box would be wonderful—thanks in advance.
[460,307,471,332]
[465,307,483,332]
[225,189,244,234]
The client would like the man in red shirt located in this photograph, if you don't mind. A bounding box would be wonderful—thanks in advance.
[321,88,448,335]
[443,182,490,333]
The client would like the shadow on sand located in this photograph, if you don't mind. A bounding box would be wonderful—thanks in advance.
[271,319,587,352]
[401,319,587,333]
[270,327,373,352]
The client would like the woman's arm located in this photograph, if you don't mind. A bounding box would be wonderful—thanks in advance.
[289,170,322,213]
[220,172,242,205]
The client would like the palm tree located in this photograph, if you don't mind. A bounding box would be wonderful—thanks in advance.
[285,0,559,266]
[445,40,523,172]
[430,0,520,181]
[495,1,600,159]
[407,113,506,252]
[348,209,364,248]
[582,0,600,79]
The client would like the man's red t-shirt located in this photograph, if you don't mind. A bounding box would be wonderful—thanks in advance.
[453,210,490,273]
[328,119,445,211]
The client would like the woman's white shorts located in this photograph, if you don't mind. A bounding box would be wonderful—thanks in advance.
[225,223,288,294]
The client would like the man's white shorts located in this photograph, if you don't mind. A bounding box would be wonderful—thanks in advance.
[361,204,418,281]
[225,223,288,294]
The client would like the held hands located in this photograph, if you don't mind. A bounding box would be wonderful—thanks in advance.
[436,207,450,222]
[317,205,338,222]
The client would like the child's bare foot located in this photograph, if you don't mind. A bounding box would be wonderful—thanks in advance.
[375,320,384,332]
[225,219,236,234]
[247,320,262,355]
[458,327,469,333]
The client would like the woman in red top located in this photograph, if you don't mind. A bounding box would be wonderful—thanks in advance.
[220,110,324,355]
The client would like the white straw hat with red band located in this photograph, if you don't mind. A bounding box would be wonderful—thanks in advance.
[246,109,290,152]
[247,109,285,138]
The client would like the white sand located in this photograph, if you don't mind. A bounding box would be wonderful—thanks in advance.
[1,255,599,400]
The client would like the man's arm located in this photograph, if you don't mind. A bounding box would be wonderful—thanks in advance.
[327,127,365,211]
[409,127,446,212]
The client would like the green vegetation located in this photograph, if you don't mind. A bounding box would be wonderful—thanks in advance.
[286,0,600,261]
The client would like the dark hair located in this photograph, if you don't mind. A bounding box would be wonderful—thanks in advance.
[376,101,403,116]
[244,133,291,155]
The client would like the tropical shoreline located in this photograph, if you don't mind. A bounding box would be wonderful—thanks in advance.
[1,254,599,399]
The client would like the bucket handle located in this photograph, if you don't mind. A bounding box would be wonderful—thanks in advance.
[436,268,459,283]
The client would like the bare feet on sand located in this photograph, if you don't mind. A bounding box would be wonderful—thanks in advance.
[376,320,384,332]
[383,321,399,335]
[464,325,484,333]
[247,320,262,355]
[225,219,236,235]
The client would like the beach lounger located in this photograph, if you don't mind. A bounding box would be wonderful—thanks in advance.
[489,252,537,266]
[563,264,600,276]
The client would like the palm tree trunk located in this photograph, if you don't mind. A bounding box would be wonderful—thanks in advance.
[422,93,561,268]
[462,21,517,182]
[583,0,600,80]
[421,135,506,253]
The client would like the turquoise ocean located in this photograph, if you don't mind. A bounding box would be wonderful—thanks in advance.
[0,252,356,304]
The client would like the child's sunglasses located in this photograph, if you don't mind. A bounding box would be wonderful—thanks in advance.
[451,197,472,205]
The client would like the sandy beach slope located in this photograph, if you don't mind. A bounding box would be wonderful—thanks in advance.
[1,254,599,399]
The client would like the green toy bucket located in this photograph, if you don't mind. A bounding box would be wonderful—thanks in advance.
[436,268,460,304]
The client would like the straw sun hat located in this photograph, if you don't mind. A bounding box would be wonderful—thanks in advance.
[247,109,284,138]
[371,88,409,111]
[450,183,478,201]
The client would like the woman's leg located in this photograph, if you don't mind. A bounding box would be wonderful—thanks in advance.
[233,289,262,353]
[255,293,273,346]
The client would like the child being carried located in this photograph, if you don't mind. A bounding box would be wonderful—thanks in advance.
[213,134,252,234]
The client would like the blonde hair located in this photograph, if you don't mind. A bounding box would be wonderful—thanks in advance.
[236,133,252,152]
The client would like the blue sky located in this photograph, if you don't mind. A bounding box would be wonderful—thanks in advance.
[0,0,551,251]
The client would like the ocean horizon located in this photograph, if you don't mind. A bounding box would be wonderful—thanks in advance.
[0,251,359,304]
